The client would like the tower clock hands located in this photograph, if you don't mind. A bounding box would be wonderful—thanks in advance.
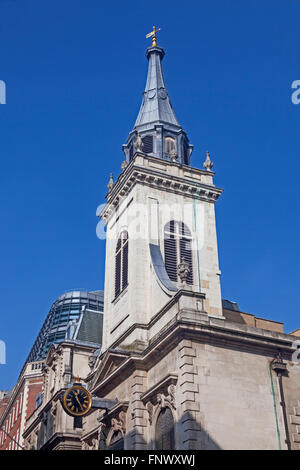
[74,391,84,411]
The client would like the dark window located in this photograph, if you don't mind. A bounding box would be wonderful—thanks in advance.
[183,142,189,165]
[155,407,175,450]
[109,430,124,450]
[164,221,193,284]
[142,135,153,154]
[74,416,82,429]
[129,144,134,161]
[99,427,108,450]
[115,231,129,299]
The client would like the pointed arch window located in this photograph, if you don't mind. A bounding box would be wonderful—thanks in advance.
[115,231,129,299]
[164,221,193,285]
[155,407,175,450]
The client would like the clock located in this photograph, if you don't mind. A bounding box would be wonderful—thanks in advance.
[62,385,92,417]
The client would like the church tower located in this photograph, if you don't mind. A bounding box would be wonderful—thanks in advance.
[100,31,223,352]
[80,30,300,452]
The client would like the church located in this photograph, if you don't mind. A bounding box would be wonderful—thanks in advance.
[20,29,300,451]
[79,30,300,451]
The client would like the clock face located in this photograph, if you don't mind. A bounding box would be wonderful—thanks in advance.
[63,385,92,417]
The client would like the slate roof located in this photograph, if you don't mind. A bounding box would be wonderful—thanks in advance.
[74,308,103,346]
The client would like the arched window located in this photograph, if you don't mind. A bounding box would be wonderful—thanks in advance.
[155,407,175,450]
[164,221,193,285]
[115,231,129,298]
[99,427,124,451]
[183,141,189,165]
[109,430,124,450]
[165,136,176,155]
[142,135,153,154]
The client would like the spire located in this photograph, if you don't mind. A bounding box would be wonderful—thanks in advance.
[134,45,180,129]
[122,33,193,166]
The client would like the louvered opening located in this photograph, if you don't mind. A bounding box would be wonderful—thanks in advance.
[164,237,177,282]
[164,220,193,285]
[183,141,189,165]
[142,135,153,154]
[114,231,129,300]
[115,251,121,298]
[122,241,128,290]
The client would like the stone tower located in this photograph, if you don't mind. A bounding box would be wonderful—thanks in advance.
[83,35,299,452]
[100,40,223,352]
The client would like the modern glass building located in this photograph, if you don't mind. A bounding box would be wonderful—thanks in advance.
[24,290,104,364]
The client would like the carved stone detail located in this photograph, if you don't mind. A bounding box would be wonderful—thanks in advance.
[88,354,97,370]
[143,375,177,424]
[146,402,154,424]
[111,410,126,434]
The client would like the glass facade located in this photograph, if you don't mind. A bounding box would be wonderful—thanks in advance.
[24,290,104,364]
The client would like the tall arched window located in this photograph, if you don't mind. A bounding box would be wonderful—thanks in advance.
[142,135,153,154]
[165,136,176,155]
[115,231,129,298]
[155,407,175,450]
[164,221,193,285]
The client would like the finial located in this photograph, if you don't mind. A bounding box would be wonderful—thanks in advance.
[74,375,81,383]
[134,132,144,152]
[121,160,128,172]
[107,173,114,192]
[177,257,190,285]
[146,25,161,47]
[203,151,214,171]
[170,148,178,163]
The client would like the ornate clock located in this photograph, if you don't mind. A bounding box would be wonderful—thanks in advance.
[62,385,92,417]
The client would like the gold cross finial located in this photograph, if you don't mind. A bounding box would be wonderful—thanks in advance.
[146,25,161,47]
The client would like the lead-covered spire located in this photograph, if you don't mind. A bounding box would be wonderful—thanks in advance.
[134,46,180,129]
[123,42,193,165]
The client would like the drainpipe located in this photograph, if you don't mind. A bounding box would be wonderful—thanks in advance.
[271,353,291,450]
[269,361,282,450]
[70,347,74,382]
[193,196,201,292]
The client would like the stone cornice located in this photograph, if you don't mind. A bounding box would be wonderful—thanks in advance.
[108,289,206,350]
[101,154,223,223]
[90,313,297,397]
[39,432,81,450]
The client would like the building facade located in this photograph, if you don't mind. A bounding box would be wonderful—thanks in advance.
[0,361,43,450]
[0,291,104,451]
[24,290,104,364]
[80,38,300,450]
[3,35,300,452]
[23,307,103,450]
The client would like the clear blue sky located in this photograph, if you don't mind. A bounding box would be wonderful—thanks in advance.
[0,0,299,389]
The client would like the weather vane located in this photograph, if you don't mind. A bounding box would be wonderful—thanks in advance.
[146,25,161,47]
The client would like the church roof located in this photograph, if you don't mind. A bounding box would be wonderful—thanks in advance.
[74,308,103,345]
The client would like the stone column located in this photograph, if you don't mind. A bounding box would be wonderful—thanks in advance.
[130,370,148,450]
[178,340,201,450]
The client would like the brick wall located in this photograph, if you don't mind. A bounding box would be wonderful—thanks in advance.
[0,378,42,450]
